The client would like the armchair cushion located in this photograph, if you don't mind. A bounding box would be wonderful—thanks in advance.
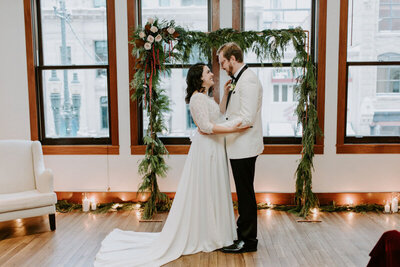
[0,190,57,213]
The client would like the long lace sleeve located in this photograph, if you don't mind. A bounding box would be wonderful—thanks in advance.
[189,93,214,134]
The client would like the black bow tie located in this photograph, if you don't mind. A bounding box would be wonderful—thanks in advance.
[230,75,236,83]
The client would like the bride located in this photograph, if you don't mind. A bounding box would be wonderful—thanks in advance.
[94,63,249,267]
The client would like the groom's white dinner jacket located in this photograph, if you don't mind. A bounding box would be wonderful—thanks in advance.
[225,67,264,159]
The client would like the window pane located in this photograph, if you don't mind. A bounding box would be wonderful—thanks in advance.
[282,84,288,102]
[377,66,400,93]
[40,0,108,65]
[159,0,170,7]
[93,0,106,8]
[42,69,109,138]
[95,40,108,76]
[273,85,279,101]
[393,18,400,30]
[100,96,109,129]
[379,4,391,17]
[140,0,208,32]
[392,4,400,17]
[348,0,400,61]
[253,67,302,137]
[347,65,400,137]
[143,68,196,137]
[244,0,312,63]
[181,0,192,6]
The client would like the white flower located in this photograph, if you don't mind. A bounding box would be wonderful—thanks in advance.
[270,41,276,51]
[229,83,236,91]
[150,26,158,33]
[155,34,162,42]
[139,31,146,38]
[144,42,152,50]
[167,27,175,35]
[147,35,154,43]
[147,17,154,24]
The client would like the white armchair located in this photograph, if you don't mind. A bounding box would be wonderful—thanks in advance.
[0,140,57,231]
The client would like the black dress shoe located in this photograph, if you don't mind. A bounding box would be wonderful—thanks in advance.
[221,240,257,253]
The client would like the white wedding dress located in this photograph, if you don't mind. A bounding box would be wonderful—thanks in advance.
[94,93,237,267]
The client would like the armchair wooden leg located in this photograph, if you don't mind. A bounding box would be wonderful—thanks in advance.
[49,214,56,231]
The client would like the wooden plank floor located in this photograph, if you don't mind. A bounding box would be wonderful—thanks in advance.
[0,210,399,267]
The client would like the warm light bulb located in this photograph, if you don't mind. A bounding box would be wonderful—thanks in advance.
[112,203,122,209]
[347,198,353,206]
[311,208,318,214]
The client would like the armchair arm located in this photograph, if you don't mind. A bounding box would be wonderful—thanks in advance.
[32,141,54,193]
[36,169,54,193]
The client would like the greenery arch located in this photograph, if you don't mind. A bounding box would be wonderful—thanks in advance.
[130,18,321,219]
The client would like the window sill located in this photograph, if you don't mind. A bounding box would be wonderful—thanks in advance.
[43,145,119,155]
[131,144,324,155]
[337,144,400,154]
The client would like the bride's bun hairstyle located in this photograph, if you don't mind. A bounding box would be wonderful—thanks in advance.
[185,63,207,104]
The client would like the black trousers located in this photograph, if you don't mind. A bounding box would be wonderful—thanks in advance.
[230,156,258,247]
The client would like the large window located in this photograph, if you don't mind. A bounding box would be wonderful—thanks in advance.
[137,0,210,145]
[129,0,325,154]
[337,0,400,153]
[243,0,315,144]
[25,0,119,153]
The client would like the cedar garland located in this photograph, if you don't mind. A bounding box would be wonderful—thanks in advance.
[56,200,385,214]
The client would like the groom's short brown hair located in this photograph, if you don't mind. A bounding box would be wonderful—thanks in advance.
[217,42,243,63]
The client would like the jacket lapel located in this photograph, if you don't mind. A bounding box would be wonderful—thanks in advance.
[226,65,248,110]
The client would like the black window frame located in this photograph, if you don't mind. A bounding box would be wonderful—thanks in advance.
[33,0,112,145]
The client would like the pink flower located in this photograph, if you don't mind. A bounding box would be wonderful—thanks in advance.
[139,31,146,38]
[147,18,154,24]
[144,42,152,50]
[150,26,158,33]
[155,34,162,42]
[147,35,154,43]
[167,27,175,35]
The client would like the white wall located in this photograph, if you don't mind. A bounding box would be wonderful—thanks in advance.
[0,0,31,140]
[0,0,399,193]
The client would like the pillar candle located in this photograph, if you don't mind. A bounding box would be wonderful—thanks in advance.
[384,202,391,213]
[391,198,398,213]
[91,200,97,211]
[82,197,90,212]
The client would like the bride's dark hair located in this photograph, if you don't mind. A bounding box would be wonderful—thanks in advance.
[185,63,207,104]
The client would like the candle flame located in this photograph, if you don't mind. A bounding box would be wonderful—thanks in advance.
[347,198,353,206]
[311,208,318,214]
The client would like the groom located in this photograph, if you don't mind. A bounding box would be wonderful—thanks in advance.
[217,42,264,253]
